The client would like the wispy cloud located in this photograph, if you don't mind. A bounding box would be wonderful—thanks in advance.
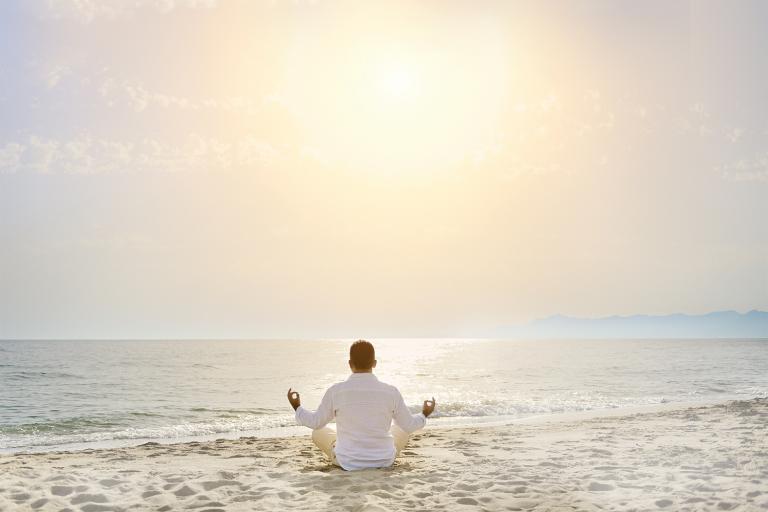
[717,154,768,182]
[45,0,218,23]
[0,143,26,173]
[45,64,70,89]
[0,134,279,174]
[96,77,261,113]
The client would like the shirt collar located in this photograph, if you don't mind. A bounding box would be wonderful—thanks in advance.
[348,372,377,380]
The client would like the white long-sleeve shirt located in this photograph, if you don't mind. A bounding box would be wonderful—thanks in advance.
[295,372,426,470]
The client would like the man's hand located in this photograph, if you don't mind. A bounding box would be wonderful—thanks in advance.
[287,388,301,411]
[422,397,436,417]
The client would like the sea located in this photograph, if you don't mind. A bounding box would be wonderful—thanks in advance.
[1,338,767,453]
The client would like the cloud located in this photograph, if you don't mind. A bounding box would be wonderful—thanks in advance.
[45,0,218,23]
[45,64,70,89]
[716,154,768,182]
[1,134,280,174]
[726,127,744,144]
[98,78,258,113]
[0,143,26,173]
[26,137,61,173]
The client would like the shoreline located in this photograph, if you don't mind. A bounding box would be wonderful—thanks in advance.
[1,395,756,456]
[2,398,767,511]
[0,395,765,457]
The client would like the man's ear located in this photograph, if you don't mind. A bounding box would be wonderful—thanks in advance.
[372,359,377,369]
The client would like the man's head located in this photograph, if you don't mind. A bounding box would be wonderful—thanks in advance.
[349,340,376,373]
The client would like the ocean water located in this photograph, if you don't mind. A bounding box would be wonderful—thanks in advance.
[1,338,767,453]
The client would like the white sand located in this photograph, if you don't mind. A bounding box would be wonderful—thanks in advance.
[1,398,766,511]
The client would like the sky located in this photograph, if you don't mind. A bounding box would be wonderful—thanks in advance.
[1,0,767,339]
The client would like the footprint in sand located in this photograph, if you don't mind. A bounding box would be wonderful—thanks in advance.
[190,501,226,509]
[655,499,673,508]
[10,492,30,503]
[173,485,198,497]
[588,482,615,492]
[506,499,538,510]
[98,479,123,488]
[30,498,48,509]
[200,480,241,491]
[81,505,119,512]
[70,493,109,505]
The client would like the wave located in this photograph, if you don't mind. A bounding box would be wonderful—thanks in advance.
[4,370,84,381]
[4,388,767,452]
[736,386,768,398]
[0,413,297,451]
[0,416,122,435]
[189,407,276,415]
[0,397,674,451]
[412,394,680,419]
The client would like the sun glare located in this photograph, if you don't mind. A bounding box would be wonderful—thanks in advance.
[378,65,418,100]
[276,26,510,173]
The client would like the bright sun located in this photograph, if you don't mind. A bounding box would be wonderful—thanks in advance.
[376,65,419,100]
[277,37,509,173]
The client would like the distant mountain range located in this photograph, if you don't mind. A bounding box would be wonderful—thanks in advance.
[492,310,768,339]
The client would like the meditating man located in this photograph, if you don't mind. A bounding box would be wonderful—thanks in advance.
[287,339,436,471]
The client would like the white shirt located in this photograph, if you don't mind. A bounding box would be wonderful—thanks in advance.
[295,373,426,470]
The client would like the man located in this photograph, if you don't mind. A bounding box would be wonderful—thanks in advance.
[287,340,436,471]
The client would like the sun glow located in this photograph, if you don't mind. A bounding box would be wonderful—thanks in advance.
[231,5,515,175]
[274,38,510,174]
[376,64,420,100]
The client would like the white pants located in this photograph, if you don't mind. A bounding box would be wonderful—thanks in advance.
[311,424,411,466]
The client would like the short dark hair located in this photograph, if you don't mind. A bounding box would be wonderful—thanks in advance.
[350,340,375,369]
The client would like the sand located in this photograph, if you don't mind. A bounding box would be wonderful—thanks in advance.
[1,398,767,511]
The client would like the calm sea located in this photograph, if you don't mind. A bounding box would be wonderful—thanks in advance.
[1,339,766,453]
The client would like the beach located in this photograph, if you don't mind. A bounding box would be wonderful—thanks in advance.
[1,398,766,512]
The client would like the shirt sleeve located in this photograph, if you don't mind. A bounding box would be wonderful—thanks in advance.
[392,389,427,434]
[295,387,335,430]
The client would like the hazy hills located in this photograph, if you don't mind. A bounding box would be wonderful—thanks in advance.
[494,310,768,339]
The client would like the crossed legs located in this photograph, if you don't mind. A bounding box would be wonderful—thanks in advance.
[311,423,411,466]
[390,423,410,455]
[311,426,339,465]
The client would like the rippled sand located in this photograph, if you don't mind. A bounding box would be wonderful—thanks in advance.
[1,399,767,511]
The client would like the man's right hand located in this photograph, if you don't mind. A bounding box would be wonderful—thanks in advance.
[422,397,436,417]
[287,388,301,411]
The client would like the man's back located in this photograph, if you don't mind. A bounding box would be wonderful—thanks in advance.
[295,373,426,470]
